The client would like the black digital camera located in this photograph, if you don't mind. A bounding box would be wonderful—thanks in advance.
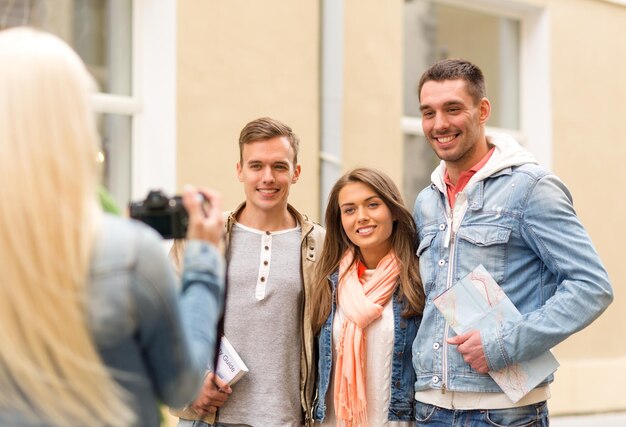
[129,190,189,239]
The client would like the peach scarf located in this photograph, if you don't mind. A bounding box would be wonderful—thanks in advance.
[334,249,400,427]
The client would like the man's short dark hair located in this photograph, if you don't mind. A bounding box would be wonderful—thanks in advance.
[418,58,486,104]
[238,117,299,164]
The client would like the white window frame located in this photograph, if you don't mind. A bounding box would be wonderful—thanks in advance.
[402,0,552,169]
[91,0,177,201]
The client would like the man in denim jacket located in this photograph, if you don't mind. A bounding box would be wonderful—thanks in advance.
[412,59,613,426]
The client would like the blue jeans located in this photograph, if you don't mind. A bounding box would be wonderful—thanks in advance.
[415,401,549,426]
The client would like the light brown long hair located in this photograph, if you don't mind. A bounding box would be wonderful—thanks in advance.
[310,168,425,333]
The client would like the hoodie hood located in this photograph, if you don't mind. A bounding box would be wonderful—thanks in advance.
[430,132,538,193]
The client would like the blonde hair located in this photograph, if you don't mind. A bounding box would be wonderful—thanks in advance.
[0,28,133,425]
[169,239,187,275]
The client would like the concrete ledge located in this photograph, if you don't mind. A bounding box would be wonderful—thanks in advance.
[552,412,626,427]
[549,356,626,415]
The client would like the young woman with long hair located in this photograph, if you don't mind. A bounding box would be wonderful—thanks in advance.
[0,28,225,426]
[311,168,425,426]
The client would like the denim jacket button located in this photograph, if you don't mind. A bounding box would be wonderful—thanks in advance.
[432,375,440,384]
[438,259,445,266]
[433,342,440,350]
[439,223,446,231]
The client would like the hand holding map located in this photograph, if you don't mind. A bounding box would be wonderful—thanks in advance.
[433,265,559,403]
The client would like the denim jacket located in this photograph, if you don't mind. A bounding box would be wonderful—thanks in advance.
[313,271,420,422]
[88,215,225,427]
[412,133,613,394]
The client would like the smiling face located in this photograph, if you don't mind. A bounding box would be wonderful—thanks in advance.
[419,78,491,179]
[236,136,300,217]
[338,181,394,268]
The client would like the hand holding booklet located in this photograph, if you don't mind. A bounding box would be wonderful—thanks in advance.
[433,264,559,403]
[170,336,249,423]
[212,335,249,385]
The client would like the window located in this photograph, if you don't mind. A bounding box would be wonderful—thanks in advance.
[1,0,134,207]
[402,0,549,204]
[1,0,176,208]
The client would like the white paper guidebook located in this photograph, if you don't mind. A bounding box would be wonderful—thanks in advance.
[433,264,559,403]
[214,335,249,385]
[170,336,249,423]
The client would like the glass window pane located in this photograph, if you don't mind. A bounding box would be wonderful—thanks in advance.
[403,133,440,206]
[2,1,134,208]
[98,113,132,209]
[403,0,520,200]
[404,1,520,128]
[0,0,132,96]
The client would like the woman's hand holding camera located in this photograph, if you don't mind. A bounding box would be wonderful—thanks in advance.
[182,186,224,246]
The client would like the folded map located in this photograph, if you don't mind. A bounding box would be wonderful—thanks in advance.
[433,264,559,403]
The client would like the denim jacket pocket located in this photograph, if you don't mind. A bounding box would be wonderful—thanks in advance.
[456,224,511,284]
[417,231,438,293]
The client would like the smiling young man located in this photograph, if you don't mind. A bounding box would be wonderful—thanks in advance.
[411,59,613,426]
[178,117,324,427]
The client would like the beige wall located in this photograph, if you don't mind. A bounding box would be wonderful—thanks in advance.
[176,0,625,417]
[177,0,407,218]
[177,0,320,219]
[546,0,626,414]
[341,0,405,187]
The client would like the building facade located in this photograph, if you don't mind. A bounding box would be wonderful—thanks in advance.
[4,0,624,416]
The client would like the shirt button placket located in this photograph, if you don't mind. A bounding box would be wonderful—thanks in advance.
[256,232,272,300]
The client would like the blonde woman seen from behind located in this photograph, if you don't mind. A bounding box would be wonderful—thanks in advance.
[311,168,425,426]
[0,28,226,427]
